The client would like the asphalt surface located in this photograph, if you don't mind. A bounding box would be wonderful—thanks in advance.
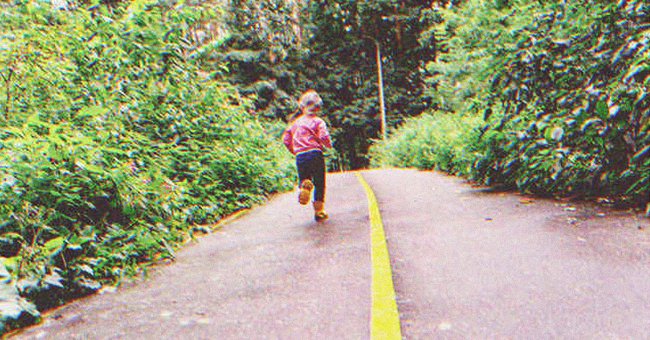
[14,172,371,339]
[13,169,650,339]
[362,169,650,339]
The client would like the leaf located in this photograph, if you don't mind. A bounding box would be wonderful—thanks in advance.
[0,233,23,242]
[580,118,603,133]
[608,104,620,119]
[43,237,65,253]
[631,145,650,162]
[0,262,40,330]
[2,257,19,273]
[2,127,25,138]
[0,262,10,283]
[74,160,104,174]
[67,243,83,251]
[77,105,109,120]
[43,270,64,289]
[76,264,94,277]
[624,64,649,82]
[75,276,101,291]
[551,127,564,141]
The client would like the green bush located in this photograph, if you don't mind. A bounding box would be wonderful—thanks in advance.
[376,0,649,204]
[369,112,483,175]
[475,0,649,200]
[0,1,294,333]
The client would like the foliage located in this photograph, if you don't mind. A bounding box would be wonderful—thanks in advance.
[0,261,39,334]
[303,0,441,169]
[379,0,649,205]
[217,0,306,120]
[369,112,482,174]
[0,0,294,333]
[422,0,531,113]
[218,0,439,169]
[478,0,649,201]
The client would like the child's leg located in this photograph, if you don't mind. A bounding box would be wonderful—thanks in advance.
[296,153,314,205]
[312,152,326,202]
[312,152,328,221]
[296,156,310,184]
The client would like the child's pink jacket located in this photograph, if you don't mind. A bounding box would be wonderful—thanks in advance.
[283,114,332,155]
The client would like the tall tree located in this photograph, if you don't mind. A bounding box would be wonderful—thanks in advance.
[221,0,307,119]
[219,0,439,169]
[302,0,438,169]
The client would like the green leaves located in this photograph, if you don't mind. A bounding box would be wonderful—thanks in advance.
[378,0,649,205]
[369,112,483,175]
[219,0,438,169]
[0,1,294,333]
[0,261,39,333]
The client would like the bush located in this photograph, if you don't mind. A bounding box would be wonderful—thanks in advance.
[377,0,649,205]
[0,1,294,333]
[369,112,483,175]
[475,0,649,200]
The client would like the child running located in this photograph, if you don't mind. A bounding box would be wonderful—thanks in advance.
[282,90,332,222]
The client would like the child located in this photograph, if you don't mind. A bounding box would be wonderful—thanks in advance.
[282,90,332,222]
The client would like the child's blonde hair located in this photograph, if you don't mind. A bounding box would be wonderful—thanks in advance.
[299,90,323,111]
[289,89,323,122]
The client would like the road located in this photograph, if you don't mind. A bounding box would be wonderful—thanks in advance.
[13,169,650,339]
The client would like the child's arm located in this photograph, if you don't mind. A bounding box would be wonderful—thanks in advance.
[282,128,295,154]
[316,120,332,149]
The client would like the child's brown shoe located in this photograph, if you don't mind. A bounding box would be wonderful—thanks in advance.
[298,179,314,205]
[315,211,328,222]
[313,201,328,221]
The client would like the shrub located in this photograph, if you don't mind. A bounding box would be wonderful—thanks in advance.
[377,0,649,205]
[0,1,294,333]
[369,112,483,175]
[476,0,649,200]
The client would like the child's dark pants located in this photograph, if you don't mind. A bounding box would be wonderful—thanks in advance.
[296,150,326,202]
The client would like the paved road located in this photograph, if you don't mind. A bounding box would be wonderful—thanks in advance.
[363,169,650,338]
[15,172,371,339]
[13,169,650,339]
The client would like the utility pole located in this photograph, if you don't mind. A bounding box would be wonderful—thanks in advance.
[363,36,387,141]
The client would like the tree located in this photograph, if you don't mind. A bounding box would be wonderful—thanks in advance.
[217,0,441,169]
[301,0,438,169]
[220,0,307,119]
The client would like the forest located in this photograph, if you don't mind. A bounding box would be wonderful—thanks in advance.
[0,0,648,333]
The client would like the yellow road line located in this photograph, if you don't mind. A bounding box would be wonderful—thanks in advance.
[356,172,402,340]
